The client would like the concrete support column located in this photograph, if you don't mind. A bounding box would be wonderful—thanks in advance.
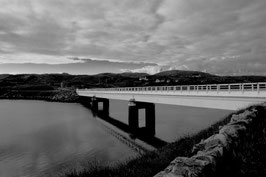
[90,97,110,116]
[145,103,155,136]
[102,99,109,116]
[128,100,139,132]
[91,96,98,111]
[79,96,92,108]
[128,99,156,136]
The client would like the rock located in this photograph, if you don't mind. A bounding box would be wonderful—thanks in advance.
[170,157,209,168]
[193,154,216,172]
[230,110,256,124]
[169,157,210,177]
[154,105,264,177]
[153,171,181,177]
[192,134,229,153]
[219,124,246,143]
[196,146,224,162]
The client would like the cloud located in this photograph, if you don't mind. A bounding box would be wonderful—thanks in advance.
[0,54,80,64]
[0,0,167,63]
[0,57,157,74]
[121,65,163,75]
[0,0,266,75]
[120,65,187,75]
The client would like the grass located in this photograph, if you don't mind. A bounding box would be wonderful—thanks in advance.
[223,104,266,177]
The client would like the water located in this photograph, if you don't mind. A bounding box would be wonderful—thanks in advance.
[0,99,232,176]
[109,99,232,142]
[0,100,137,177]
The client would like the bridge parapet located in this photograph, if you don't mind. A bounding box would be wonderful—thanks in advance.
[76,83,266,110]
[77,82,266,98]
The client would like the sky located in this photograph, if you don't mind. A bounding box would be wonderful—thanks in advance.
[0,0,266,75]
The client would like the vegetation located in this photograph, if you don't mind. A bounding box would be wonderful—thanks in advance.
[228,105,266,177]
[1,70,266,90]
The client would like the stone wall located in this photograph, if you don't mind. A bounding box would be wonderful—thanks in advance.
[154,102,266,177]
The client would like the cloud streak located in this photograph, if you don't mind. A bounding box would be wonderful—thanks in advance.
[0,0,266,75]
[0,58,157,75]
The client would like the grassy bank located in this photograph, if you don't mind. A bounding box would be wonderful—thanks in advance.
[67,104,266,177]
[226,104,266,177]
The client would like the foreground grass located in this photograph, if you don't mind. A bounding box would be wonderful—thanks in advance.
[67,110,236,177]
[224,104,266,177]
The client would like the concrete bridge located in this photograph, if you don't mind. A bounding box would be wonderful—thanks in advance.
[77,83,266,138]
[77,82,266,110]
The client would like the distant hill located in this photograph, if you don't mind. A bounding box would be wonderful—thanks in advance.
[95,72,149,78]
[1,70,266,103]
[154,70,213,77]
[0,74,10,80]
[1,70,266,90]
[119,72,149,78]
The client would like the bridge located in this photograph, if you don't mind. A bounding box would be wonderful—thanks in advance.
[77,82,266,137]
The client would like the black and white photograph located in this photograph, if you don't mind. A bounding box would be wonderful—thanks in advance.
[0,0,266,176]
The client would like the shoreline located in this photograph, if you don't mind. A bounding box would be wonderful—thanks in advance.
[0,96,79,103]
[0,89,80,103]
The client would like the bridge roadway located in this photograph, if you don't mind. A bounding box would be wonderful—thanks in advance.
[77,83,266,110]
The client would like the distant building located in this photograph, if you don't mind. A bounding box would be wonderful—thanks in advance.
[139,76,148,81]
[155,79,165,83]
[60,82,65,88]
[191,75,201,78]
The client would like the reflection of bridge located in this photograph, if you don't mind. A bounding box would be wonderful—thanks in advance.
[77,83,266,143]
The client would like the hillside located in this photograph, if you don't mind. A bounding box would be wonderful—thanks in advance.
[154,70,212,77]
[1,70,266,90]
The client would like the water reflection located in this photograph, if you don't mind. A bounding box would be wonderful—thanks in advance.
[79,96,232,148]
[0,99,232,177]
[0,100,137,177]
[79,96,167,148]
[93,109,167,148]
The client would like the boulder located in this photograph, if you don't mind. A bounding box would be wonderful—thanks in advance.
[219,124,246,144]
[192,134,230,153]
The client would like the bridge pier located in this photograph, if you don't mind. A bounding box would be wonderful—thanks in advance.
[91,96,109,115]
[128,99,155,136]
[79,96,92,108]
[79,96,109,115]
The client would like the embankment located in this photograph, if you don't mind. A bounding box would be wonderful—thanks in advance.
[154,102,266,177]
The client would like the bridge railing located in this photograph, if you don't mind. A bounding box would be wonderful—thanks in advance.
[77,82,266,93]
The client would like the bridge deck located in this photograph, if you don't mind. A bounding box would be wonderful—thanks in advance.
[77,83,266,110]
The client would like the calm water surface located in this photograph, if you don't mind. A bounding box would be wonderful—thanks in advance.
[0,99,232,176]
[109,99,232,142]
[0,100,136,177]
